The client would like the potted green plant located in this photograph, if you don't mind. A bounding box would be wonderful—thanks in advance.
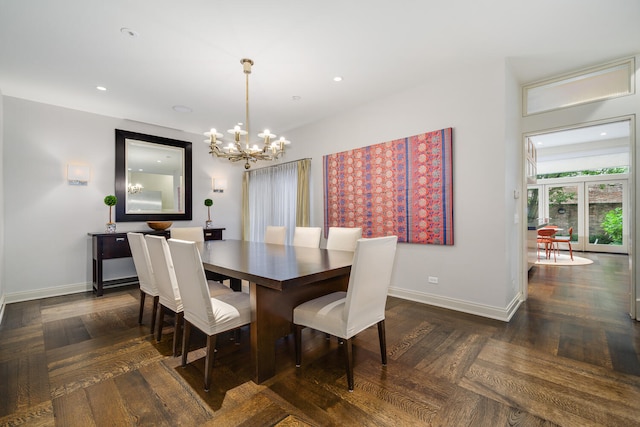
[204,198,213,229]
[104,194,118,233]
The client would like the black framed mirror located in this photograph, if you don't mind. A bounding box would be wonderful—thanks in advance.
[115,129,192,222]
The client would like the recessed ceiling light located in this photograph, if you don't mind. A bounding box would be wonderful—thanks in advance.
[120,27,139,38]
[600,132,607,136]
[333,76,343,82]
[291,95,302,101]
[172,105,192,113]
[96,86,107,91]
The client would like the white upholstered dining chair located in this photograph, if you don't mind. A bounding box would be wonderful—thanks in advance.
[293,235,398,391]
[170,227,204,242]
[170,225,231,285]
[325,227,362,251]
[292,226,322,248]
[145,235,233,356]
[168,238,252,392]
[127,232,159,334]
[264,225,287,245]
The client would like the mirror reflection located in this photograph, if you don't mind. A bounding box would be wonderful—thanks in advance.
[126,140,184,213]
[115,129,192,222]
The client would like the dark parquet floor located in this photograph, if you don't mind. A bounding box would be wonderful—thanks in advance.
[1,252,640,426]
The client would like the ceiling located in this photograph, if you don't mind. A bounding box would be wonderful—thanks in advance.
[1,0,639,140]
[532,120,632,172]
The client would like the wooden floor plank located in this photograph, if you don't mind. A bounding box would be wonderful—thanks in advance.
[48,336,163,398]
[83,378,132,426]
[0,353,50,417]
[52,387,97,427]
[40,293,137,323]
[460,338,640,426]
[0,400,54,427]
[113,370,174,427]
[137,362,214,425]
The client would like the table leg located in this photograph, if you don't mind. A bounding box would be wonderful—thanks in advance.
[249,275,349,384]
[230,278,242,292]
[94,258,104,297]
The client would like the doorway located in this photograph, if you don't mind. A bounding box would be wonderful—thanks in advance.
[523,117,633,315]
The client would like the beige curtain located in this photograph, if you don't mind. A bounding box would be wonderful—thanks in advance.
[242,158,311,241]
[296,158,311,227]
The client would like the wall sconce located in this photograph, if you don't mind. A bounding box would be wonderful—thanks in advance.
[212,177,227,193]
[67,164,91,186]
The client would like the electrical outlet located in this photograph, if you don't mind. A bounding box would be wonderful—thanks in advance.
[428,276,439,284]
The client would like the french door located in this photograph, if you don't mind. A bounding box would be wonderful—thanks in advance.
[528,177,628,254]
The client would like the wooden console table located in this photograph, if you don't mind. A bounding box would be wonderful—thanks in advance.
[89,227,227,296]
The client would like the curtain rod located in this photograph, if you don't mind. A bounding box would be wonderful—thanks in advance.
[243,158,312,173]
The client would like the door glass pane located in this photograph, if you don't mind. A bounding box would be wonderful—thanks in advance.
[527,187,540,225]
[548,185,578,241]
[588,182,623,246]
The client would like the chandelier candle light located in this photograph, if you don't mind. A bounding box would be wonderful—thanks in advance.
[204,58,291,169]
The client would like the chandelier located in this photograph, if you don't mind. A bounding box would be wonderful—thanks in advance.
[127,183,143,194]
[204,58,291,169]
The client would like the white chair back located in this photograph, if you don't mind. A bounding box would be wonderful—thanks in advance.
[127,232,157,295]
[169,239,251,335]
[343,236,398,337]
[265,226,286,245]
[326,227,362,251]
[170,227,204,242]
[166,239,214,333]
[292,227,322,248]
[145,235,182,313]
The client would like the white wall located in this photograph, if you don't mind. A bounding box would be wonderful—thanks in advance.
[2,97,243,302]
[0,91,5,322]
[288,59,522,320]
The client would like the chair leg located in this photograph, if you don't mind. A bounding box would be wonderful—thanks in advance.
[150,296,159,334]
[377,320,387,365]
[294,325,303,367]
[204,334,217,392]
[344,337,354,392]
[181,320,191,367]
[568,242,573,260]
[173,311,184,357]
[138,290,146,324]
[156,306,164,342]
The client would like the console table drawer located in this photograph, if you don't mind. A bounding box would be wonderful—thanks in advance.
[99,235,131,258]
[204,228,224,241]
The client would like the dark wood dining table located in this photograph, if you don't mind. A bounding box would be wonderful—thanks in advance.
[197,239,354,383]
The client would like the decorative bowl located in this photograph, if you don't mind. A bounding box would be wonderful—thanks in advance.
[146,221,173,231]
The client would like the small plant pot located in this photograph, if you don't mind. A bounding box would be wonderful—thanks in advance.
[205,220,213,229]
[106,222,116,233]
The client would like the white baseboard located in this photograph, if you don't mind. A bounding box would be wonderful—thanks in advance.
[388,286,523,322]
[5,282,93,304]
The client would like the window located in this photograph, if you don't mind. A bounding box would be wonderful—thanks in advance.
[244,159,311,243]
[523,58,634,116]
